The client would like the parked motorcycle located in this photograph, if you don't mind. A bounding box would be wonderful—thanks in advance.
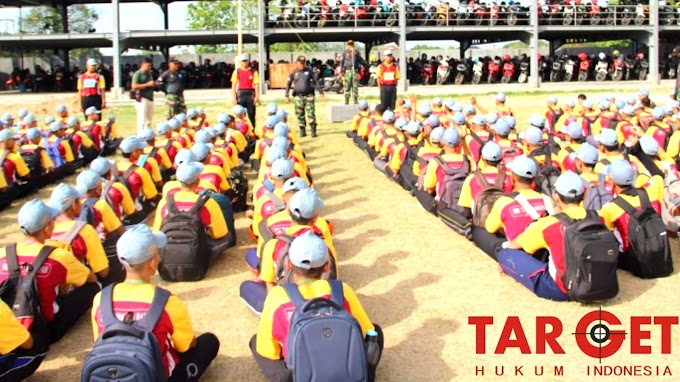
[501,60,515,83]
[550,58,563,82]
[563,57,576,82]
[595,59,609,82]
[610,57,625,81]
[577,55,590,82]
[471,60,484,84]
[487,58,502,84]
[422,62,435,85]
[368,63,378,87]
[517,62,529,83]
[323,65,344,93]
[455,61,469,85]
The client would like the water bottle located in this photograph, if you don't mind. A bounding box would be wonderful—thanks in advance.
[365,330,380,369]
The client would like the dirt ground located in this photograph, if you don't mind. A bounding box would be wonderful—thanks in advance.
[0,89,677,382]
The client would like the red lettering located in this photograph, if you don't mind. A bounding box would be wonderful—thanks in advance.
[630,316,652,354]
[536,316,565,354]
[469,316,493,354]
[575,310,626,359]
[495,316,531,354]
[654,316,678,354]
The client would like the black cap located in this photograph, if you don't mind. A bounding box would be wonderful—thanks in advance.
[169,58,180,64]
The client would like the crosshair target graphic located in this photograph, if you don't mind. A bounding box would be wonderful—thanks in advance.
[572,306,628,363]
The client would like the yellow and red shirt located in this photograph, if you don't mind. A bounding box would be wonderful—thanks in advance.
[153,189,227,239]
[484,189,551,240]
[423,153,467,194]
[458,167,513,209]
[48,219,109,274]
[0,242,90,322]
[115,161,158,201]
[0,149,30,183]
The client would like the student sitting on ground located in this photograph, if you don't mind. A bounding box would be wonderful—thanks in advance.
[47,121,75,168]
[499,172,590,301]
[556,122,585,172]
[46,183,110,283]
[140,127,174,181]
[250,232,383,382]
[155,121,184,164]
[0,299,44,381]
[116,136,160,211]
[251,159,294,242]
[75,169,126,282]
[90,225,220,382]
[0,129,31,186]
[0,199,99,345]
[458,142,513,214]
[478,155,555,259]
[152,161,231,264]
[20,128,54,178]
[388,120,421,190]
[89,157,139,224]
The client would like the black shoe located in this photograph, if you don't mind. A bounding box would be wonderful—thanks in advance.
[344,100,349,105]
[299,130,307,138]
[311,132,317,138]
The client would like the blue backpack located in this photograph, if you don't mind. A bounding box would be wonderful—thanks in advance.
[77,197,98,226]
[44,136,65,169]
[283,280,368,382]
[80,284,170,382]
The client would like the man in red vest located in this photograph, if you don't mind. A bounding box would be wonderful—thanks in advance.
[77,58,106,118]
[231,54,260,127]
[377,50,400,111]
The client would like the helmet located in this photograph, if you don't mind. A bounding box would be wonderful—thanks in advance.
[578,53,587,61]
[370,54,377,63]
[613,50,620,57]
[636,52,644,59]
[503,54,511,61]
[537,54,543,61]
[598,52,606,60]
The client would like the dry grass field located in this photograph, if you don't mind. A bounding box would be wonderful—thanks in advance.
[0,88,677,382]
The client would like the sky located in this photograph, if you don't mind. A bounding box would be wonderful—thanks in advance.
[0,2,460,54]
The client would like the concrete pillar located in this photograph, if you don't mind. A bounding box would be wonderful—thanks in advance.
[530,3,539,88]
[258,0,267,95]
[112,0,122,96]
[648,0,660,85]
[399,0,407,92]
[55,3,70,70]
[160,2,169,30]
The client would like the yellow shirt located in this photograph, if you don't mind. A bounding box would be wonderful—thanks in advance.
[48,219,109,274]
[144,145,172,170]
[0,300,30,355]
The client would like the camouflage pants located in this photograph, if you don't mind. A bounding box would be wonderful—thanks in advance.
[164,94,186,120]
[344,71,359,104]
[295,95,317,132]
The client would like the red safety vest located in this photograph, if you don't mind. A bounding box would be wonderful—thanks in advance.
[380,63,398,86]
[80,73,102,97]
[236,69,255,91]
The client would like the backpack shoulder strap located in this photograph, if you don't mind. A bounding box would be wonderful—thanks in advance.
[552,212,573,227]
[136,287,171,332]
[469,130,485,146]
[328,280,345,309]
[100,284,119,327]
[189,193,210,214]
[166,193,179,214]
[263,179,275,193]
[613,195,637,216]
[513,193,542,220]
[268,190,286,212]
[541,194,556,215]
[122,164,138,180]
[600,158,611,166]
[56,221,87,244]
[433,156,458,175]
[473,170,490,188]
[597,173,607,187]
[27,245,56,280]
[282,283,308,311]
[4,244,20,278]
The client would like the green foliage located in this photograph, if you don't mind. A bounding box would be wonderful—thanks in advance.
[187,0,258,53]
[410,44,442,50]
[21,5,98,34]
[563,39,632,49]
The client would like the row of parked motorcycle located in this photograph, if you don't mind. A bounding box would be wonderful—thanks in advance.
[269,1,676,28]
[315,51,654,90]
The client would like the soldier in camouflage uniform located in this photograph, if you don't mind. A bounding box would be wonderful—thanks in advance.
[157,58,186,119]
[340,40,365,105]
[285,55,325,137]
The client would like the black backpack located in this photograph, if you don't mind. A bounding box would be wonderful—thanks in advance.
[228,170,249,212]
[0,245,54,352]
[554,211,620,302]
[159,194,210,281]
[81,284,169,382]
[613,189,674,279]
[273,234,336,286]
[531,149,560,196]
[20,147,44,177]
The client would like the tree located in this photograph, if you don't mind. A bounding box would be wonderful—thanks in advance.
[187,0,329,54]
[21,5,98,34]
[187,0,259,53]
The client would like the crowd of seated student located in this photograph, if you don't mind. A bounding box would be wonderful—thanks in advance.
[349,89,675,302]
[1,103,384,382]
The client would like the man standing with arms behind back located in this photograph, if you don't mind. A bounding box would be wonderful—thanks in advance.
[231,54,260,127]
[340,40,365,105]
[131,58,156,135]
[156,58,186,120]
[285,56,326,138]
[78,58,106,118]
[377,49,400,111]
